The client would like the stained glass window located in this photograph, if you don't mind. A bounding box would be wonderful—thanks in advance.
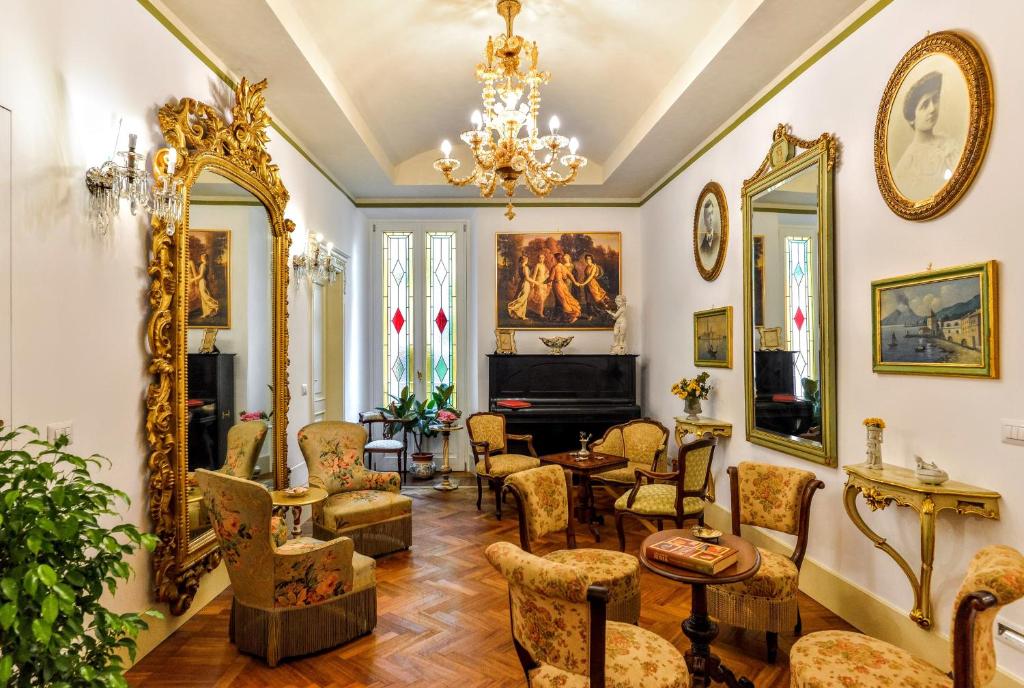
[382,231,414,402]
[425,231,457,405]
[784,236,815,392]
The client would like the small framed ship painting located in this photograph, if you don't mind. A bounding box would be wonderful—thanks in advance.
[694,306,732,368]
[872,261,997,378]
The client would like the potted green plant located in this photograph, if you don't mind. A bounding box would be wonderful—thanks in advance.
[378,384,461,480]
[0,424,161,687]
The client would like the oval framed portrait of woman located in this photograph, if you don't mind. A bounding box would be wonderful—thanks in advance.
[693,181,728,281]
[874,30,993,221]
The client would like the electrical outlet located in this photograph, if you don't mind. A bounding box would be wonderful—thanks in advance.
[46,421,73,445]
[1001,419,1024,445]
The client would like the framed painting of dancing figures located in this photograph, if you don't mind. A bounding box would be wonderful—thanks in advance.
[496,231,621,330]
[187,229,231,329]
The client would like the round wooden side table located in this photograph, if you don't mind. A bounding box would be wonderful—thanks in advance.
[270,486,328,539]
[640,530,761,688]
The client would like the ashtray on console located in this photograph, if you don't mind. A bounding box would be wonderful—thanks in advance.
[283,486,309,498]
[691,525,723,542]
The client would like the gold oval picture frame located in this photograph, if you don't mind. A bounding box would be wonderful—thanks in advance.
[693,181,728,281]
[874,30,993,221]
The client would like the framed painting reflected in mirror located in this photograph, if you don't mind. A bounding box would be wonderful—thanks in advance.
[693,182,728,281]
[187,229,231,329]
[874,30,993,221]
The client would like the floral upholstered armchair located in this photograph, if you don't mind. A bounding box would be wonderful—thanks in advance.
[485,541,689,688]
[614,437,717,551]
[503,465,642,624]
[591,419,670,493]
[298,420,412,557]
[194,469,376,666]
[466,412,540,519]
[707,461,823,662]
[220,420,268,478]
[791,545,1024,687]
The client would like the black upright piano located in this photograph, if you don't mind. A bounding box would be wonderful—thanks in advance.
[487,354,641,455]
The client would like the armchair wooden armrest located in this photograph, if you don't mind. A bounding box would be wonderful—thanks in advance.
[624,467,675,508]
[506,433,537,457]
[471,440,491,473]
[791,478,825,569]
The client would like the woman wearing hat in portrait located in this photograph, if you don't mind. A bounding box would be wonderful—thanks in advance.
[893,70,962,200]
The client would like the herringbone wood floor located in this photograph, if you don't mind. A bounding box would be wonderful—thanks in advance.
[127,478,855,687]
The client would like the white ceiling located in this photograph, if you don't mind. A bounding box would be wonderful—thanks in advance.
[156,0,866,203]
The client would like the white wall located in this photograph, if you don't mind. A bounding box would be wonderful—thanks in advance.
[642,0,1024,678]
[0,0,369,659]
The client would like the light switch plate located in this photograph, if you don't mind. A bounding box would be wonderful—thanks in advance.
[1001,419,1024,445]
[46,421,73,445]
[301,384,308,396]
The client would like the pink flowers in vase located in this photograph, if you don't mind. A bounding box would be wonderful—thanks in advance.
[239,410,269,422]
[437,410,459,425]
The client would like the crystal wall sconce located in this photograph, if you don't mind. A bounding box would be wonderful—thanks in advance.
[292,233,341,284]
[84,134,183,236]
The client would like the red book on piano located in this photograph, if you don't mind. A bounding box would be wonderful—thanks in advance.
[496,399,532,409]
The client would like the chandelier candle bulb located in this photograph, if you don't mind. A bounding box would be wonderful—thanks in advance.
[441,139,453,157]
[569,137,579,155]
[548,114,560,134]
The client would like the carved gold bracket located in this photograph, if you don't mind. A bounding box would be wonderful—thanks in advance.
[843,463,1000,629]
[146,78,294,614]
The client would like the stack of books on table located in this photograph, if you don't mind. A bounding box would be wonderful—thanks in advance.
[645,536,738,575]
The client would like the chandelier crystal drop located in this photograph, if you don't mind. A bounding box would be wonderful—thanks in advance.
[433,0,587,220]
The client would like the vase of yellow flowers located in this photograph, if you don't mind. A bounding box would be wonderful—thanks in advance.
[671,372,712,420]
[863,417,885,469]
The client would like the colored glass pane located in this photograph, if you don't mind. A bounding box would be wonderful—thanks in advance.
[784,235,815,392]
[425,231,457,405]
[382,231,413,401]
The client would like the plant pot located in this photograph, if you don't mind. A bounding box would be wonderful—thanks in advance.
[684,397,702,421]
[409,452,435,480]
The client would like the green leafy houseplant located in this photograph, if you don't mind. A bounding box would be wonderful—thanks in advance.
[377,384,461,455]
[0,425,161,687]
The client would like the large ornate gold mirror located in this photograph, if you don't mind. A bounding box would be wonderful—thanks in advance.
[742,124,838,466]
[146,79,294,613]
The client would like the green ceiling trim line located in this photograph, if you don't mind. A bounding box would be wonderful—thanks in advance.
[640,0,895,205]
[135,0,356,205]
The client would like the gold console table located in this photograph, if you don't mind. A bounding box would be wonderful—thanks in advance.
[674,417,732,503]
[843,463,1000,629]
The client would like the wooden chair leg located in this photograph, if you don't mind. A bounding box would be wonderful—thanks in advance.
[615,512,626,552]
[766,631,778,664]
[794,606,803,636]
[476,476,483,511]
[494,479,504,520]
[656,519,664,531]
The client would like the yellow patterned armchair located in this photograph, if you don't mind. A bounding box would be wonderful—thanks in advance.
[591,419,670,494]
[485,541,689,688]
[791,545,1024,688]
[298,421,412,557]
[503,465,642,624]
[194,469,376,666]
[220,420,268,478]
[466,412,540,519]
[614,437,717,551]
[707,462,823,662]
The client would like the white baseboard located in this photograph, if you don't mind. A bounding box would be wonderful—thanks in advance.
[703,503,1024,687]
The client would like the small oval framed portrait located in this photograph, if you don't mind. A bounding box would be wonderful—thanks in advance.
[874,31,993,221]
[693,181,728,281]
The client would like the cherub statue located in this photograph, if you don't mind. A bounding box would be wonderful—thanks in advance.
[605,295,628,354]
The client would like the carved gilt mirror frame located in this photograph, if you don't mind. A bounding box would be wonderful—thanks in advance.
[146,78,294,614]
[742,124,838,467]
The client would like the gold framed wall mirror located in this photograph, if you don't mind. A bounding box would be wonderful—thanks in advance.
[146,78,294,614]
[742,124,838,466]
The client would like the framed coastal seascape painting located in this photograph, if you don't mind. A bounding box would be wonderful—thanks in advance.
[872,261,997,377]
[496,231,621,330]
[694,306,732,368]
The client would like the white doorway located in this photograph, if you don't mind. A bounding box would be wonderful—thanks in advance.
[0,106,11,427]
[310,250,348,424]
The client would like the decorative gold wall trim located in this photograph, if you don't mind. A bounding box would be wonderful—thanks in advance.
[147,78,294,615]
[701,503,1024,687]
[137,0,894,210]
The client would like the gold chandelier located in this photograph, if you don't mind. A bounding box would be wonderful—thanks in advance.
[433,0,587,220]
